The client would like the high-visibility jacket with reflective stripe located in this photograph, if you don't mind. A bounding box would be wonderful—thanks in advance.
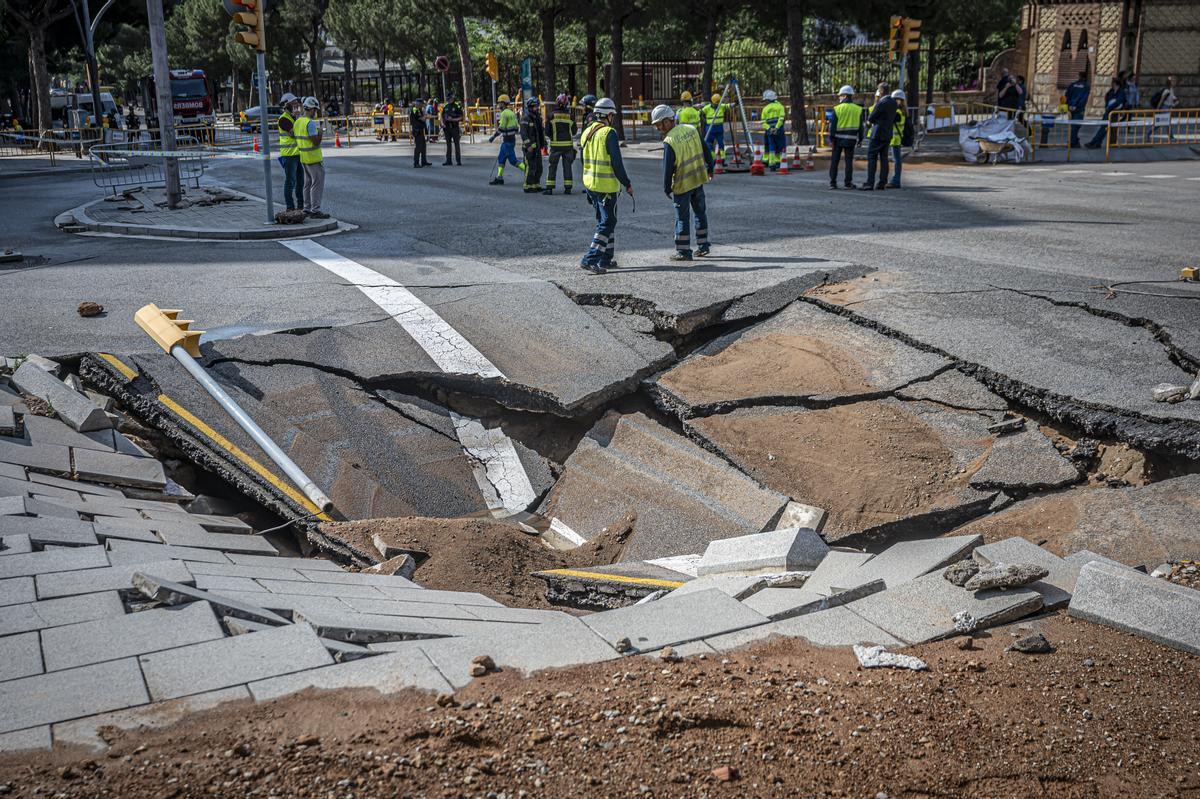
[703,103,728,126]
[761,101,786,131]
[832,101,863,140]
[294,115,323,164]
[582,122,619,193]
[677,105,701,126]
[664,123,709,195]
[548,112,574,149]
[891,108,905,146]
[278,111,299,157]
[497,108,519,140]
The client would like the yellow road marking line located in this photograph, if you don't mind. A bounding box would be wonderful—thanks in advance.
[539,568,685,589]
[97,352,138,380]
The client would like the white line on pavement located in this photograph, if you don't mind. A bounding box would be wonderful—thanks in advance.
[1101,171,1133,176]
[1188,177,1200,181]
[1142,174,1176,179]
[281,238,538,515]
[1058,169,1092,174]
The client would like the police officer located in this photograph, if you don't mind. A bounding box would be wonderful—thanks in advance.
[652,104,714,261]
[293,96,329,218]
[760,89,786,171]
[441,92,464,165]
[276,92,304,211]
[544,94,576,195]
[409,97,430,168]
[520,97,546,193]
[580,98,633,275]
[488,95,524,185]
[826,85,863,189]
[702,92,728,157]
[677,91,701,128]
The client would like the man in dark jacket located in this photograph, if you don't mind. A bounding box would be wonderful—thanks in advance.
[1086,77,1127,149]
[409,98,431,168]
[862,82,897,191]
[1065,71,1091,148]
[441,93,464,165]
[520,97,546,193]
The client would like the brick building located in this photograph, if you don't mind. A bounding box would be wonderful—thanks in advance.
[1016,0,1200,113]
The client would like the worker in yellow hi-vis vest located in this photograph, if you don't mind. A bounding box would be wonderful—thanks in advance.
[579,98,634,275]
[652,104,714,261]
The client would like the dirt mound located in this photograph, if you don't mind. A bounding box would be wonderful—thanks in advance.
[320,514,635,609]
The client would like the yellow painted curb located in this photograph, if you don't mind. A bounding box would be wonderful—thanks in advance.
[97,352,138,381]
[539,568,685,589]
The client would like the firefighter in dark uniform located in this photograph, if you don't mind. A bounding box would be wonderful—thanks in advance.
[520,96,546,193]
[409,98,431,168]
[441,93,464,165]
[544,93,576,194]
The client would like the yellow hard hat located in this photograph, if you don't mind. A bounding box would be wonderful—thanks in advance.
[680,90,693,102]
[711,93,721,105]
[497,94,511,104]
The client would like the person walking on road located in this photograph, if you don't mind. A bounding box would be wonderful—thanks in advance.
[579,98,633,275]
[294,96,329,219]
[760,89,786,171]
[488,95,524,185]
[276,92,304,211]
[652,104,713,261]
[441,93,463,165]
[862,82,897,191]
[888,89,907,189]
[827,85,863,189]
[1065,71,1091,149]
[409,98,431,167]
[677,91,701,128]
[521,97,546,193]
[544,94,576,194]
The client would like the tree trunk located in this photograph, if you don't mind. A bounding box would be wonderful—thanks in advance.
[378,49,387,102]
[701,7,720,99]
[540,7,557,98]
[609,14,624,139]
[28,26,53,131]
[343,50,352,114]
[785,0,808,145]
[308,23,322,104]
[453,12,474,103]
[586,24,597,95]
[925,33,936,103]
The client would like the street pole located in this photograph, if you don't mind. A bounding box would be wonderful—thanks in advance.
[145,0,180,207]
[256,48,274,223]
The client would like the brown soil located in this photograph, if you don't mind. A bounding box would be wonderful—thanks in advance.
[4,613,1197,798]
[805,272,897,308]
[320,515,635,609]
[690,403,964,537]
[944,492,1084,555]
[1092,442,1149,486]
[658,333,871,407]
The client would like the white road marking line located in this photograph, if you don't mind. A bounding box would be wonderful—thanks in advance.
[1187,177,1200,181]
[282,238,537,514]
[645,554,702,577]
[1101,171,1133,176]
[1142,174,1176,179]
[1058,169,1092,174]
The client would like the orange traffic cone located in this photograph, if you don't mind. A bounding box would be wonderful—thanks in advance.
[790,146,802,170]
[778,148,789,174]
[253,136,259,153]
[713,149,725,175]
[750,146,765,176]
[804,147,816,171]
[334,130,342,148]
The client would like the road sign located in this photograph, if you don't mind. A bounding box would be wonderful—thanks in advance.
[435,55,450,74]
[520,58,532,101]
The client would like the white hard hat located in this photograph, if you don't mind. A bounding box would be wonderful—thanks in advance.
[838,85,855,97]
[302,96,319,109]
[279,92,298,105]
[651,104,675,124]
[891,89,907,100]
[762,89,778,101]
[594,97,617,115]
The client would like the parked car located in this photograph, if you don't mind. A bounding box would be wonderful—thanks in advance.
[239,105,282,132]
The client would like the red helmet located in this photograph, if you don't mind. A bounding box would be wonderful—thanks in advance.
[555,93,570,108]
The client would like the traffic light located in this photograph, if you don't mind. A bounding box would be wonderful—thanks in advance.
[888,16,904,62]
[226,0,265,52]
[486,53,499,83]
[901,17,922,54]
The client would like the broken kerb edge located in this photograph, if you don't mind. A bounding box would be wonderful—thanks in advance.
[133,303,335,514]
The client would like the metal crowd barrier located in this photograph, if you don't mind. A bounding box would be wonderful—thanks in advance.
[1106,107,1200,159]
[88,136,208,194]
[0,128,107,164]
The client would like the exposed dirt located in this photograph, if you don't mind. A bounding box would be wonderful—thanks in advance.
[690,403,967,537]
[3,613,1197,798]
[944,492,1084,554]
[657,333,872,407]
[320,515,636,609]
[804,272,895,308]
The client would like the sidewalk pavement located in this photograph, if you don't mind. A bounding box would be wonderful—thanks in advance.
[54,185,340,240]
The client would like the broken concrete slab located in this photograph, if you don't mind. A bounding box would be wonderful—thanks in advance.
[155,526,278,555]
[194,574,263,593]
[838,535,983,592]
[0,658,149,734]
[0,726,51,754]
[802,550,875,596]
[290,608,444,643]
[51,687,249,752]
[41,601,224,672]
[222,616,373,662]
[775,501,827,533]
[0,630,43,681]
[11,362,110,432]
[1068,561,1200,656]
[741,579,886,621]
[21,414,114,452]
[649,300,952,417]
[226,553,338,570]
[336,596,486,621]
[248,649,452,700]
[706,605,903,652]
[0,515,98,548]
[0,406,14,437]
[969,428,1079,491]
[139,621,334,701]
[0,576,36,607]
[131,573,290,626]
[185,561,310,581]
[72,448,166,490]
[0,439,71,474]
[538,412,789,560]
[854,645,928,670]
[668,573,768,600]
[0,533,33,555]
[973,536,1079,609]
[1062,549,1136,571]
[581,587,769,654]
[0,545,109,580]
[35,559,193,600]
[845,572,1043,645]
[534,562,691,610]
[696,527,829,577]
[105,540,232,566]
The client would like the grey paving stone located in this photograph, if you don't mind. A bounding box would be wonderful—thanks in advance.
[186,562,309,581]
[156,526,278,555]
[28,471,124,497]
[0,515,98,548]
[707,605,903,651]
[223,616,373,662]
[131,573,290,626]
[92,519,166,544]
[802,550,876,596]
[973,536,1080,610]
[36,559,193,600]
[582,587,770,654]
[0,460,24,479]
[72,448,166,489]
[697,528,830,577]
[105,540,231,566]
[371,586,501,607]
[0,473,78,500]
[249,648,451,700]
[338,596,485,620]
[226,553,335,570]
[292,569,419,589]
[290,608,445,643]
[1062,549,1137,571]
[846,572,1043,645]
[32,493,141,519]
[0,439,71,474]
[0,576,36,606]
[0,631,44,681]
[0,405,14,437]
[839,535,983,591]
[22,414,113,452]
[41,602,223,672]
[0,657,149,733]
[668,573,769,600]
[140,622,334,701]
[51,687,248,752]
[1068,561,1200,656]
[255,579,384,598]
[18,495,85,519]
[0,725,52,753]
[0,545,109,580]
[177,512,253,534]
[11,362,110,433]
[458,605,580,624]
[194,574,266,593]
[742,579,887,621]
[0,592,125,636]
[1,533,33,554]
[0,495,28,515]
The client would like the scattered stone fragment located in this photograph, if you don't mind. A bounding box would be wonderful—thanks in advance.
[964,562,1049,592]
[853,645,928,671]
[1151,383,1189,403]
[11,362,109,432]
[696,527,829,576]
[1069,561,1200,656]
[1007,632,1053,654]
[1190,373,1200,401]
[952,610,977,633]
[614,637,633,653]
[362,554,415,579]
[659,646,680,662]
[943,559,980,587]
[986,416,1025,435]
[468,655,497,677]
[956,636,974,650]
[711,766,738,782]
[1151,563,1172,578]
[76,302,104,318]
